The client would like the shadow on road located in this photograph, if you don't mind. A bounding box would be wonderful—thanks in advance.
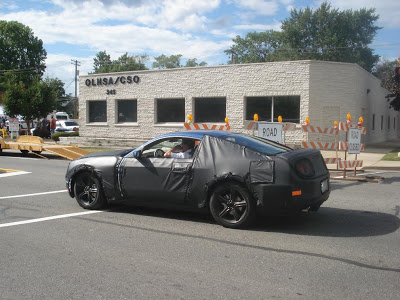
[255,207,400,237]
[105,203,399,238]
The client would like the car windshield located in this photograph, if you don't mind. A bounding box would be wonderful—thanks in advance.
[221,134,290,155]
[64,121,78,126]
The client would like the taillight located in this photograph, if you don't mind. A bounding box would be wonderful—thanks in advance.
[73,127,78,131]
[295,158,315,177]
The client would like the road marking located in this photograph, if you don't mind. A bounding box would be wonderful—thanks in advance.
[0,211,103,228]
[0,171,31,178]
[0,189,67,200]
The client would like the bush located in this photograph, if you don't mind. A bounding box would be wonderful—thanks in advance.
[51,131,79,142]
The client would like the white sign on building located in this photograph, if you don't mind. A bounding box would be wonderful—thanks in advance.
[258,122,283,143]
[348,127,362,154]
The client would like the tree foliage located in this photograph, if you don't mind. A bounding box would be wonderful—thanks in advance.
[92,51,148,74]
[152,54,207,69]
[2,75,57,130]
[152,54,183,69]
[225,30,285,64]
[374,59,400,111]
[226,2,381,72]
[0,20,47,86]
[184,58,208,67]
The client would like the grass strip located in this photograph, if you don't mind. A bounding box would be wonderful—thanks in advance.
[382,148,400,161]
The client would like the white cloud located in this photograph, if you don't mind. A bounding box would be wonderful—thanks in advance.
[233,22,281,31]
[230,0,279,15]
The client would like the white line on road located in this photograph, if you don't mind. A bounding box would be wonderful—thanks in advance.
[0,171,31,178]
[0,189,67,200]
[0,211,103,228]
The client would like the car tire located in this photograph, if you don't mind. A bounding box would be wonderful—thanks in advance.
[74,172,107,210]
[209,182,256,229]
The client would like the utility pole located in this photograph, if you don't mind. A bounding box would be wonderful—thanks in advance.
[71,59,81,98]
[71,60,81,119]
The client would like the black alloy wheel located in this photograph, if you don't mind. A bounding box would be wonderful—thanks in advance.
[74,172,106,209]
[209,182,255,229]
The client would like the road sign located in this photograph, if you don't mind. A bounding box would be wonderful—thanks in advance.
[348,127,362,154]
[258,122,283,143]
[9,118,19,132]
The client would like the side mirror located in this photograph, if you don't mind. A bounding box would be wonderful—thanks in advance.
[133,149,142,158]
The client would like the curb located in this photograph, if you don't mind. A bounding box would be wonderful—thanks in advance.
[362,166,400,171]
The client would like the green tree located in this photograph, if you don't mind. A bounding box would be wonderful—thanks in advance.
[0,20,47,86]
[280,2,380,72]
[374,59,400,111]
[226,2,381,72]
[92,51,148,74]
[225,30,285,64]
[152,54,182,69]
[3,74,57,131]
[184,58,207,67]
[93,51,112,73]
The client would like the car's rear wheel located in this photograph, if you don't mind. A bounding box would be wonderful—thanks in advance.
[74,172,106,209]
[209,182,255,229]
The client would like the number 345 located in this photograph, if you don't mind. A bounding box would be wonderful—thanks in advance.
[106,89,116,95]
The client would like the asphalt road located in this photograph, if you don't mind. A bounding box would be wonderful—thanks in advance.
[1,152,399,299]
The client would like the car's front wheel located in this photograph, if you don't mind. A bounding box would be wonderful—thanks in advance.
[209,182,255,229]
[74,172,106,209]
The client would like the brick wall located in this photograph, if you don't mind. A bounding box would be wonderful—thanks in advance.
[78,60,399,145]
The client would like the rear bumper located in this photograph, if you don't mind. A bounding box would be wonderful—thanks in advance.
[253,176,330,215]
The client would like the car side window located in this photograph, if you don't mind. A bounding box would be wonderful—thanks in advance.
[141,138,182,158]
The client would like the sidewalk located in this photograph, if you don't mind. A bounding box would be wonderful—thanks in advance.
[321,138,400,171]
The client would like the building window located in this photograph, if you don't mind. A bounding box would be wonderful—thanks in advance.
[194,97,226,122]
[245,96,300,123]
[156,98,185,123]
[372,114,375,130]
[388,116,390,130]
[88,101,107,122]
[117,100,137,123]
[381,115,383,130]
[246,97,272,121]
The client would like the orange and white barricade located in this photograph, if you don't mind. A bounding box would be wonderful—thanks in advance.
[183,123,231,131]
[338,160,363,169]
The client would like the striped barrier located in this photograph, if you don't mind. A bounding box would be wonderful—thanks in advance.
[324,158,339,164]
[183,123,231,131]
[246,122,297,131]
[283,123,297,131]
[301,141,338,150]
[338,122,367,134]
[339,141,365,151]
[338,160,363,169]
[302,125,339,135]
[246,121,257,130]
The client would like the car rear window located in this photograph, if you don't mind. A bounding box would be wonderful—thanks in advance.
[222,134,290,155]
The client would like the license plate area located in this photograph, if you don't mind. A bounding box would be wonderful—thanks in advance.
[321,179,329,194]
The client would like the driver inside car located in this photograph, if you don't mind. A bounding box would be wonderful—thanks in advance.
[164,139,195,159]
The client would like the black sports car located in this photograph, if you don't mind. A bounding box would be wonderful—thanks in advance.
[66,130,330,228]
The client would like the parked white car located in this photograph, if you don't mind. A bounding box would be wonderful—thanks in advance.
[56,120,79,132]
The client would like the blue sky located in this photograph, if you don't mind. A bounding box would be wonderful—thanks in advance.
[1,0,399,95]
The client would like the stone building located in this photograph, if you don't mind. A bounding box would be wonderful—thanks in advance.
[77,60,399,146]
